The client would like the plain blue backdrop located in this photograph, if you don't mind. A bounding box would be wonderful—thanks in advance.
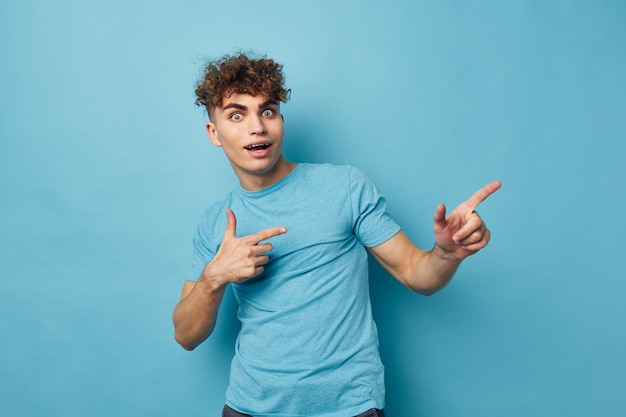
[1,1,625,416]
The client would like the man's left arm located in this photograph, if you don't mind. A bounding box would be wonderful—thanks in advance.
[367,181,501,295]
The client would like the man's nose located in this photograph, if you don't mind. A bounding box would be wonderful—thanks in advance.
[249,115,266,135]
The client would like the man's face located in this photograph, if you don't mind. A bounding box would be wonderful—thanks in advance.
[206,93,286,189]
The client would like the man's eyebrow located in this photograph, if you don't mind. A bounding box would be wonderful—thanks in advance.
[220,99,278,113]
[260,99,279,108]
[221,103,247,112]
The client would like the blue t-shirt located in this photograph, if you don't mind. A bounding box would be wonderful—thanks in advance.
[187,163,401,417]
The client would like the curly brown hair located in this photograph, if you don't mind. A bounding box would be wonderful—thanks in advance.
[195,53,290,119]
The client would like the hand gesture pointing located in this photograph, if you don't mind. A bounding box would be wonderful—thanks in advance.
[433,180,501,261]
[203,209,287,285]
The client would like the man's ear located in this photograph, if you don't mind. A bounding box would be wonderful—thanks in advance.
[206,122,222,147]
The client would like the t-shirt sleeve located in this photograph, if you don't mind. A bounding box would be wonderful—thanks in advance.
[185,210,219,281]
[348,166,401,247]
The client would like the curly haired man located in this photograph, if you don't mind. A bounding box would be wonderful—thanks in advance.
[172,53,500,417]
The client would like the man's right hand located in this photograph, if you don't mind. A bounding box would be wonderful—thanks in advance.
[201,208,287,285]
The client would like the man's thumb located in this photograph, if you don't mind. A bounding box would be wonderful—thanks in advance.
[224,208,237,238]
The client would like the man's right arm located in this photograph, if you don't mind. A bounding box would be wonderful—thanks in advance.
[172,272,227,351]
[172,208,287,350]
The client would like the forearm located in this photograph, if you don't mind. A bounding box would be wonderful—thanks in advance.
[172,275,226,350]
[406,244,463,295]
[369,231,462,296]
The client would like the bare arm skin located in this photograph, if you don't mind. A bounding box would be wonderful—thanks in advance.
[172,209,287,350]
[368,181,501,295]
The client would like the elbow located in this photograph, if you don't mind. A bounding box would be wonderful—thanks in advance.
[417,288,438,297]
[180,343,198,352]
[173,321,213,351]
[410,287,437,296]
[174,332,199,351]
[172,311,202,351]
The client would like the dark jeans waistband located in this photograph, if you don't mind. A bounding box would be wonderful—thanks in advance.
[222,404,386,417]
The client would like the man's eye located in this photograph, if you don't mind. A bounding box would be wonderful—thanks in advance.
[262,109,274,117]
[231,113,243,121]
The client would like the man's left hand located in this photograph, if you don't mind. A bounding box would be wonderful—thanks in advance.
[433,180,502,261]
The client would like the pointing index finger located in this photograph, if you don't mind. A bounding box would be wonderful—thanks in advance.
[464,180,502,210]
[251,226,288,244]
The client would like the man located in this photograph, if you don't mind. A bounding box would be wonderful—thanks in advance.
[172,53,500,417]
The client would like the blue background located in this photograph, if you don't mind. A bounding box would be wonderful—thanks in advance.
[1,1,625,416]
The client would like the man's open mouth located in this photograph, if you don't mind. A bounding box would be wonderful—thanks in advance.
[244,143,271,151]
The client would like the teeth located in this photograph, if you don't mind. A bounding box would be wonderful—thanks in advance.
[246,144,269,150]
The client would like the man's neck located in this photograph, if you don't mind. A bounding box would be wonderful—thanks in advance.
[236,158,297,191]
